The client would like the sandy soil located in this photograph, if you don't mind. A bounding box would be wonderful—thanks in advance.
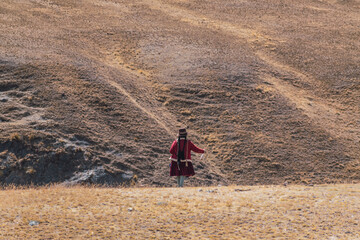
[0,0,359,186]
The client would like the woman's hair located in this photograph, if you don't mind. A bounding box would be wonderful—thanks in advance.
[177,135,187,161]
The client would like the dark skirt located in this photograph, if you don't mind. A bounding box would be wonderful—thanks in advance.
[170,161,195,176]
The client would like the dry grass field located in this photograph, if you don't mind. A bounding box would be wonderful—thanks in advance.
[1,184,359,239]
[1,0,359,186]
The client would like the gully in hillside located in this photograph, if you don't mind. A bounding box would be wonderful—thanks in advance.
[169,128,205,187]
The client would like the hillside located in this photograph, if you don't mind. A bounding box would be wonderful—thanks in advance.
[0,0,359,186]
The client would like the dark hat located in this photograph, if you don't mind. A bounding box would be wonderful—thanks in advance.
[178,128,187,137]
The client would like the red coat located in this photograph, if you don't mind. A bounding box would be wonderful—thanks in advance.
[169,139,205,160]
[169,139,204,177]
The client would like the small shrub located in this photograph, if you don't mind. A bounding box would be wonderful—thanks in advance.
[26,167,36,175]
[10,133,21,141]
[180,109,191,116]
[27,133,36,142]
[130,175,138,187]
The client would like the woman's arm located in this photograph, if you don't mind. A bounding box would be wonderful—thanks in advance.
[189,140,205,153]
[169,140,177,155]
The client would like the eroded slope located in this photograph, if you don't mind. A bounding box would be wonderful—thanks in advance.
[0,0,359,185]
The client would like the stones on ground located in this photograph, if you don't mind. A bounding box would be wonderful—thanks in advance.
[121,171,134,180]
[64,166,108,185]
[29,220,40,226]
[63,166,133,185]
[128,207,133,212]
[0,93,9,102]
[156,202,167,206]
[206,189,218,193]
[234,189,251,192]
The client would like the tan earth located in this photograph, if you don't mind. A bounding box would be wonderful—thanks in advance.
[0,0,359,186]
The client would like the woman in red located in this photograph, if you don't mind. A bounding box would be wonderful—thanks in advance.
[169,128,205,187]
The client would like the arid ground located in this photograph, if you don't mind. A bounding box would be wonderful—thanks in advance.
[1,0,359,186]
[0,184,359,239]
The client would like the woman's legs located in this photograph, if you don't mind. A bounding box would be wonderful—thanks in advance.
[179,176,185,187]
[176,176,185,187]
[177,176,181,187]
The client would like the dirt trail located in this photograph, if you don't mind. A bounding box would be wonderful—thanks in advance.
[141,0,360,148]
[262,74,360,143]
[94,56,179,139]
[141,0,276,46]
[258,53,360,149]
[102,75,175,137]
